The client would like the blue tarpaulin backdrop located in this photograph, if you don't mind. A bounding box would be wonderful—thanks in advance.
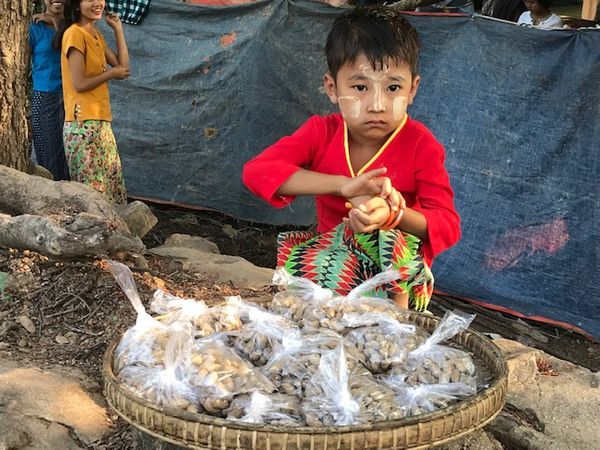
[104,0,600,338]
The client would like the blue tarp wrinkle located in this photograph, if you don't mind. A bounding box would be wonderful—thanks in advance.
[103,0,600,338]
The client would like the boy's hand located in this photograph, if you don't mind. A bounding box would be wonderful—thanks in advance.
[385,187,406,216]
[346,187,406,218]
[345,187,406,233]
[344,196,390,233]
[105,12,123,30]
[340,168,392,199]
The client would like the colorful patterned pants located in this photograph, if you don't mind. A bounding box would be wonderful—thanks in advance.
[63,120,127,205]
[277,223,434,311]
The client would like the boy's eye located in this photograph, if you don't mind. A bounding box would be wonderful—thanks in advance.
[353,85,367,92]
[388,84,402,92]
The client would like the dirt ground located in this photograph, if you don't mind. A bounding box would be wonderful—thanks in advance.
[0,203,598,449]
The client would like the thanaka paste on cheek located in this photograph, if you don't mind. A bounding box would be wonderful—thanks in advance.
[392,96,409,121]
[338,96,361,119]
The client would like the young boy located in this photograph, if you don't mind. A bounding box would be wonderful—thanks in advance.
[243,7,460,311]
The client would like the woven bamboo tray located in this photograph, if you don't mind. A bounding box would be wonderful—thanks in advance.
[103,312,507,450]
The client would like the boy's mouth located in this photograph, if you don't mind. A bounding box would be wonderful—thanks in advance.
[365,120,387,126]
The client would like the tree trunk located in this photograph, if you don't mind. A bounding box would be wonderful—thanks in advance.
[0,0,30,172]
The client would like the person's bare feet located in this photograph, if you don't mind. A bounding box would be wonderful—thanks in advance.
[392,291,409,309]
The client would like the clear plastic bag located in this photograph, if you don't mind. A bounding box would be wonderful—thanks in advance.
[384,374,476,416]
[301,343,360,426]
[118,331,200,412]
[392,311,476,386]
[302,270,410,333]
[271,268,408,333]
[150,289,208,321]
[232,305,301,366]
[226,391,303,425]
[272,268,335,302]
[151,290,242,338]
[270,268,335,322]
[349,366,405,422]
[263,328,360,398]
[190,336,275,415]
[343,312,426,373]
[108,260,174,372]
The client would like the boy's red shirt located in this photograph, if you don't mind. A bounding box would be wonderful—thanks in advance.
[242,114,461,265]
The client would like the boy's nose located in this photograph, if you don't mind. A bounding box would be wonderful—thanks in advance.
[369,85,385,112]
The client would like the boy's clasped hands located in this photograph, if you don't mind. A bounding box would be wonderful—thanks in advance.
[340,167,405,234]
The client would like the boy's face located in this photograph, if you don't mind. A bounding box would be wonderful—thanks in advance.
[324,53,420,145]
[524,0,544,13]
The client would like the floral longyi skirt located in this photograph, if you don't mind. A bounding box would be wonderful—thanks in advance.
[277,223,434,311]
[63,120,127,205]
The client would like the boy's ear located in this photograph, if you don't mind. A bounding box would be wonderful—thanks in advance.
[323,72,338,105]
[408,75,421,105]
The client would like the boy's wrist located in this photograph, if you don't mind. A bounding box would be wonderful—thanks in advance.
[337,175,351,197]
[380,199,404,230]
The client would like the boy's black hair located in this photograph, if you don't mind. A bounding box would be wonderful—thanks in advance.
[52,0,82,51]
[533,0,553,11]
[325,6,420,80]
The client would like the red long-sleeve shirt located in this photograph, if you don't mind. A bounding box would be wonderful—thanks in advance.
[243,114,461,265]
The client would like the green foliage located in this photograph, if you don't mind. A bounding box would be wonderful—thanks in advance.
[0,271,10,302]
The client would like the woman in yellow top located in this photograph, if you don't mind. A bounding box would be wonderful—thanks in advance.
[53,0,130,204]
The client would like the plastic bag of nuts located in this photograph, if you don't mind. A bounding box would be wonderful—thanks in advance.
[226,391,303,425]
[151,291,243,338]
[301,270,412,332]
[383,375,476,416]
[270,268,335,322]
[118,331,200,413]
[301,343,360,426]
[150,289,208,323]
[343,312,427,373]
[392,311,476,386]
[300,296,405,333]
[263,329,362,398]
[232,306,301,366]
[349,365,406,422]
[108,261,176,373]
[190,335,275,415]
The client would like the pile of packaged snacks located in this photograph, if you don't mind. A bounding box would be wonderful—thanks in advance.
[109,262,479,427]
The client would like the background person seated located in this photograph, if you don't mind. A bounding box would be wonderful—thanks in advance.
[517,0,564,28]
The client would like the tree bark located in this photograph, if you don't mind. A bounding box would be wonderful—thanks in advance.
[0,0,30,172]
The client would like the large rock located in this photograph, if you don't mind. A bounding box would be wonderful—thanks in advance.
[114,200,158,238]
[493,338,541,389]
[439,429,503,450]
[149,245,272,288]
[487,339,600,450]
[164,233,220,254]
[0,360,111,448]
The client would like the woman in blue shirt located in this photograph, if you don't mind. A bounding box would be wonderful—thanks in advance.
[29,0,70,180]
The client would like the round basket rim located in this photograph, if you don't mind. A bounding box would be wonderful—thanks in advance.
[103,311,508,435]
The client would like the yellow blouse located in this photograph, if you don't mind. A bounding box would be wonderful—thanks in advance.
[61,24,112,122]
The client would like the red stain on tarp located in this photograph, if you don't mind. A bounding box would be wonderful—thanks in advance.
[220,32,237,48]
[485,217,569,270]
